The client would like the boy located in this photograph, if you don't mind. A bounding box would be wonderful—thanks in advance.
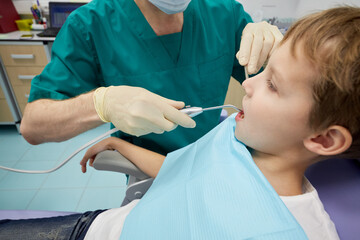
[80,6,359,240]
[0,6,358,240]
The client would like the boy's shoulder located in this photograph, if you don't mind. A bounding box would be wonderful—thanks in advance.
[280,178,339,239]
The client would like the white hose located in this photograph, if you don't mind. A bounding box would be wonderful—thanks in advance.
[0,128,119,174]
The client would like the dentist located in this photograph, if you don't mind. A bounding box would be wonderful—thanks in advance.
[21,0,282,155]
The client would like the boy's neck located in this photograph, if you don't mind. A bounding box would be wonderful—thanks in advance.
[251,151,311,196]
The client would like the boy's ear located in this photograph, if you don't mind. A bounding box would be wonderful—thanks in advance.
[303,125,352,156]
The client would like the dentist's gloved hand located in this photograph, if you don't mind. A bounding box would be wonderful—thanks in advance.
[236,21,283,75]
[93,86,196,136]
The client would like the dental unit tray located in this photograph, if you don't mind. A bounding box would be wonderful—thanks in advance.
[0,104,240,174]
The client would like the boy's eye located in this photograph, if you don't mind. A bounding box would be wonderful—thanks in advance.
[266,79,277,92]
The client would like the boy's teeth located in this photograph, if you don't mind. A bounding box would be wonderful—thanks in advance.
[237,110,244,119]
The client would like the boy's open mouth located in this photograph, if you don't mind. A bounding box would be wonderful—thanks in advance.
[235,110,245,121]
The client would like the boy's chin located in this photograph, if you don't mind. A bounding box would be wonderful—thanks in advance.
[234,134,255,154]
[234,133,256,152]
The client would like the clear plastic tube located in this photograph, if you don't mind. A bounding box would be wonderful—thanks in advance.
[0,128,119,174]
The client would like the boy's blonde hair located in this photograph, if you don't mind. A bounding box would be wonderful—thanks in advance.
[282,6,360,159]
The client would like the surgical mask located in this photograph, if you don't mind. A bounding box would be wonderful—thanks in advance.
[149,0,191,15]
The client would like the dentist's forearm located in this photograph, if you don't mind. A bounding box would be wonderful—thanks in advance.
[20,91,103,145]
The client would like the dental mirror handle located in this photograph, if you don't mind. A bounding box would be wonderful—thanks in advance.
[202,104,240,112]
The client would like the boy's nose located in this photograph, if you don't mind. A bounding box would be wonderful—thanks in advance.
[242,78,253,97]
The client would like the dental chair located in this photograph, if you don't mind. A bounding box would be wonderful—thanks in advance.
[92,150,153,207]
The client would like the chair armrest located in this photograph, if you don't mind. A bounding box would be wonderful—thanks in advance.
[93,150,150,180]
[93,150,154,206]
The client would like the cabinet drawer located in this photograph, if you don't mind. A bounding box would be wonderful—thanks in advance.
[0,45,48,66]
[5,66,44,86]
[13,85,31,104]
[0,99,14,122]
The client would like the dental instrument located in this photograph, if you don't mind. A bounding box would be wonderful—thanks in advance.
[245,66,249,79]
[0,104,241,174]
[180,104,241,117]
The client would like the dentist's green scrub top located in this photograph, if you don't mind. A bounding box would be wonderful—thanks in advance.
[29,0,252,155]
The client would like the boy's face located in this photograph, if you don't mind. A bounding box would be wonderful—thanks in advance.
[235,40,317,156]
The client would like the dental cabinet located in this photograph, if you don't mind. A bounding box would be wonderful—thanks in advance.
[0,31,53,132]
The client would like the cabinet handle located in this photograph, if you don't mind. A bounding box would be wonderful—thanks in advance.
[18,75,36,80]
[10,54,35,59]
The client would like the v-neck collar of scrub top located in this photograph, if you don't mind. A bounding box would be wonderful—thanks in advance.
[121,0,194,69]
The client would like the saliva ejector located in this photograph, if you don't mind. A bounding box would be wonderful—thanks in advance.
[0,104,241,174]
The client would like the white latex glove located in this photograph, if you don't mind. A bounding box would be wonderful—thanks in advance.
[93,86,196,136]
[236,21,283,75]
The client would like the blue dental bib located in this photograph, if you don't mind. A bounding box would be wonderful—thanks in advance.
[120,114,307,239]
